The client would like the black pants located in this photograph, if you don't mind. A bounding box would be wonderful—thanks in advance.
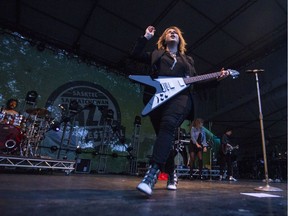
[147,93,193,173]
[219,152,232,176]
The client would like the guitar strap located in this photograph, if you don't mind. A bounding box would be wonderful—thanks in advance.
[143,50,195,105]
[150,50,193,78]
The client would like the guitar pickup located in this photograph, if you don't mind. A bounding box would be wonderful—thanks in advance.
[177,79,185,86]
[168,82,175,89]
[160,83,168,92]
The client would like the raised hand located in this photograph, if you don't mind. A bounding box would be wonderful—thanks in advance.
[144,26,156,40]
[218,68,229,81]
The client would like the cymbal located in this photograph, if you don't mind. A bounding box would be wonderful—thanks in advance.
[26,108,50,116]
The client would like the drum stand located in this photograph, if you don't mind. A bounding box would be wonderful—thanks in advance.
[248,70,282,192]
[21,112,50,157]
[23,114,39,157]
[57,110,80,159]
[56,103,94,159]
[57,116,74,159]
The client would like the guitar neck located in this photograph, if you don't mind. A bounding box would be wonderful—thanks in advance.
[184,71,221,84]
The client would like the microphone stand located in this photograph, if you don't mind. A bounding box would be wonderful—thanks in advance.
[207,121,213,181]
[208,144,213,181]
[247,69,282,192]
[57,103,94,159]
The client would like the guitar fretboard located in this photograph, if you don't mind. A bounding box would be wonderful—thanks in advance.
[184,71,221,84]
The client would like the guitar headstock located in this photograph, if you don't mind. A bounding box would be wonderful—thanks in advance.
[227,69,240,79]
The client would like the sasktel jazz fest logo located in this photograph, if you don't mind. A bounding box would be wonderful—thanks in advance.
[45,81,121,148]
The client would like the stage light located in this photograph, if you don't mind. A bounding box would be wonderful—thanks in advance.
[75,146,82,154]
[58,104,66,111]
[25,90,38,104]
[50,145,58,152]
[50,121,61,131]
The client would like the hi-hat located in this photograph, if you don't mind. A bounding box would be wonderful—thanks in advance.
[26,108,50,116]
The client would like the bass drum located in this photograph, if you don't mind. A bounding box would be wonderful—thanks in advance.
[0,124,23,154]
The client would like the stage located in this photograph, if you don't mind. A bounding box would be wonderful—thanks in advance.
[0,171,286,216]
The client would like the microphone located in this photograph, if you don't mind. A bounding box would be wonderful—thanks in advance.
[246,69,265,73]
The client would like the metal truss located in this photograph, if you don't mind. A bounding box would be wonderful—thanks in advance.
[0,155,75,174]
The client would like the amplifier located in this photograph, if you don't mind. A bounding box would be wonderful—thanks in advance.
[75,158,91,173]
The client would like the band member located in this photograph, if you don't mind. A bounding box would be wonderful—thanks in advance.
[219,128,237,181]
[2,98,19,115]
[189,118,208,180]
[130,25,227,196]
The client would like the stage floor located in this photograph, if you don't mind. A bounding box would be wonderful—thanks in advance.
[0,171,287,216]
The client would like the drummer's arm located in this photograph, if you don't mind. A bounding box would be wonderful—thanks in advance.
[3,109,19,115]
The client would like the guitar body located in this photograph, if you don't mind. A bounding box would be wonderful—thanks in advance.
[129,69,239,116]
[129,75,189,116]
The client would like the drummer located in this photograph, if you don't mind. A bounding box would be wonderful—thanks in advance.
[2,98,19,115]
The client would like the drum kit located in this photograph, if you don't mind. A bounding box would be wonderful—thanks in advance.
[0,107,51,157]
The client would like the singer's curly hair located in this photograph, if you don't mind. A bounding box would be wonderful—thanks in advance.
[157,26,187,54]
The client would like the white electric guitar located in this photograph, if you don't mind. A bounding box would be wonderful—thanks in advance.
[129,69,239,116]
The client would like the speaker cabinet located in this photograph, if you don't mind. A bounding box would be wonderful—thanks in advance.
[75,158,91,173]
